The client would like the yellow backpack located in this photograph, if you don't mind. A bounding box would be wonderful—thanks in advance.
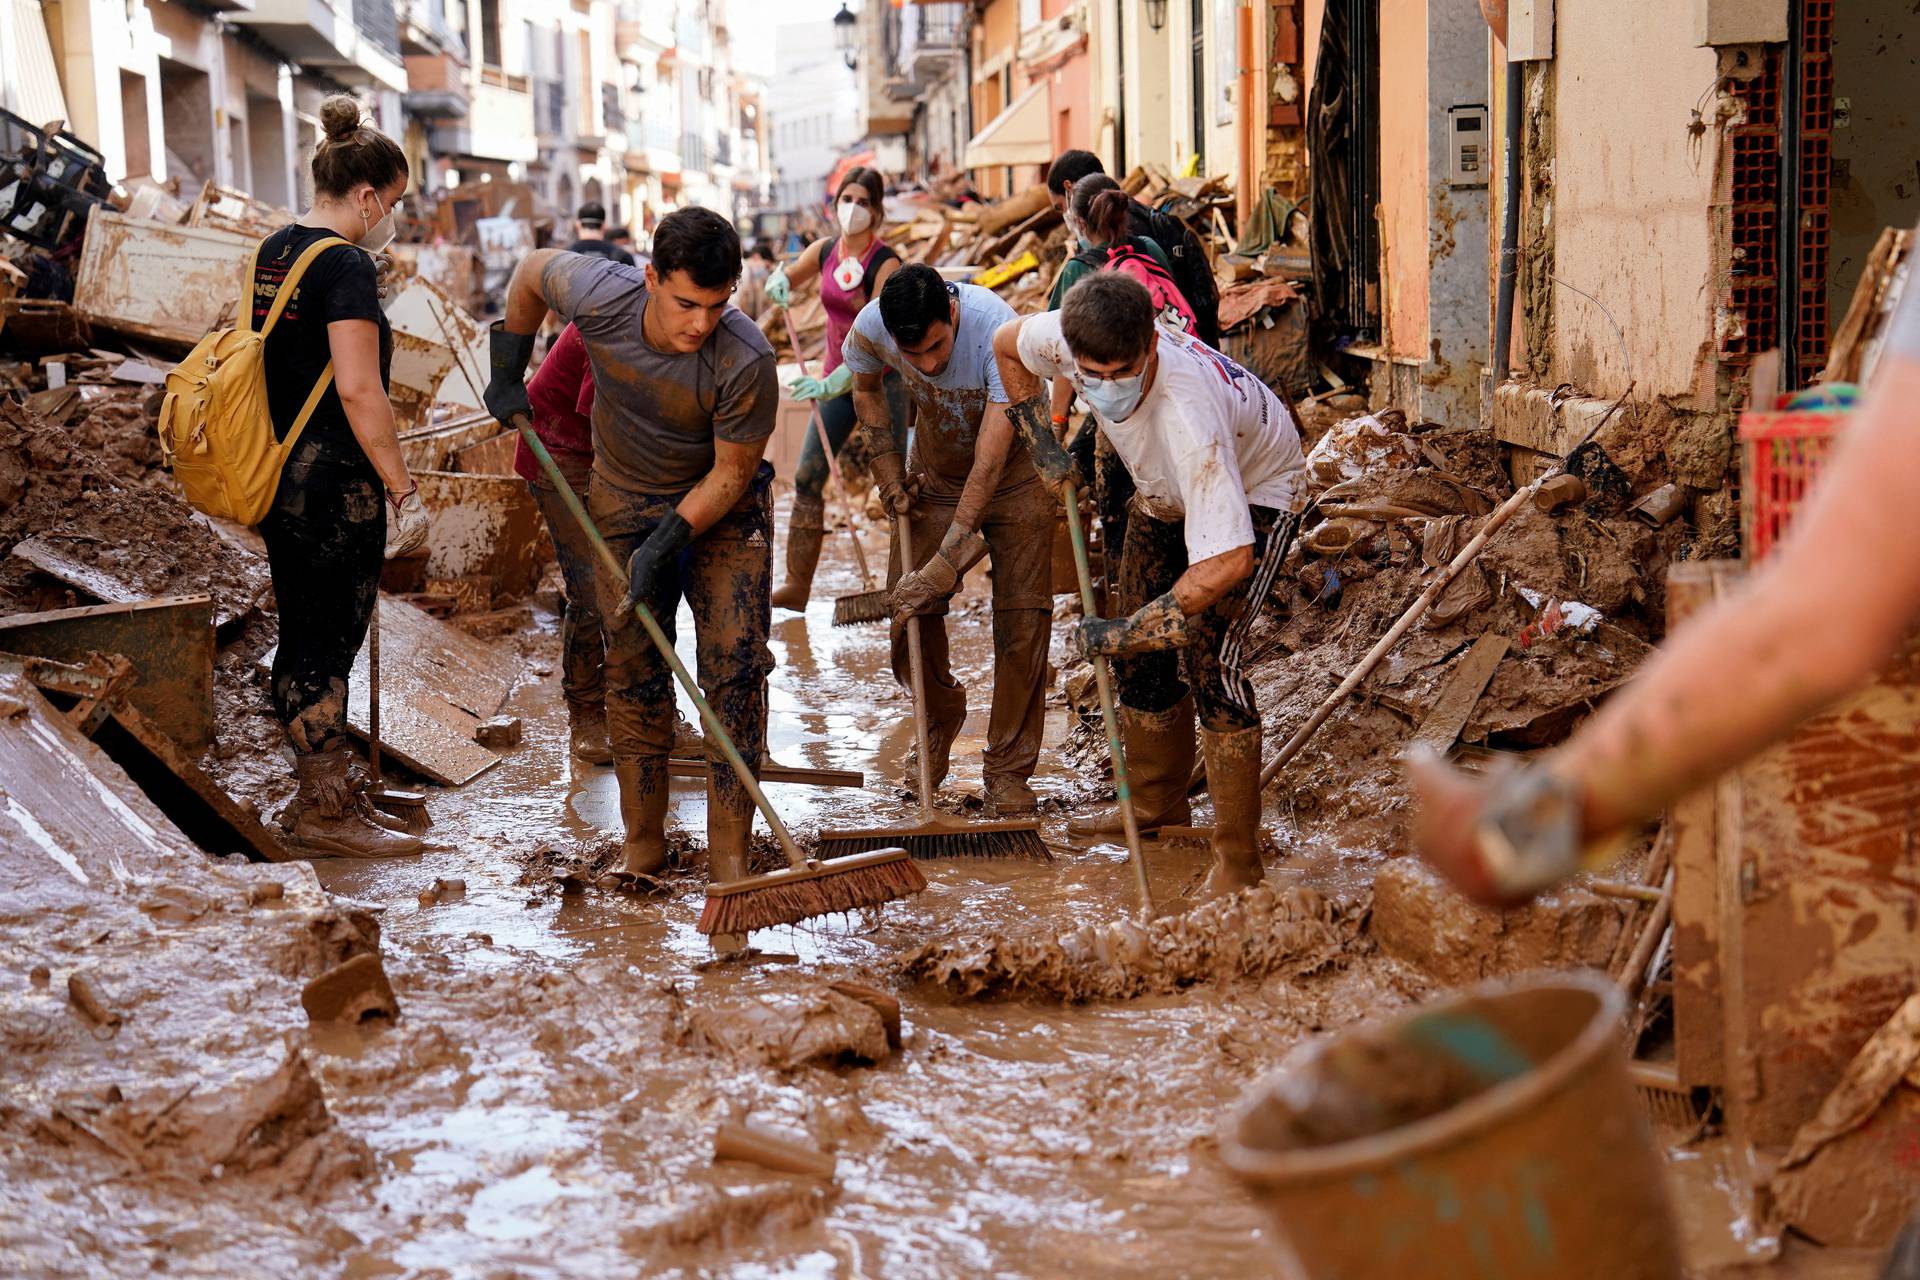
[158,233,350,525]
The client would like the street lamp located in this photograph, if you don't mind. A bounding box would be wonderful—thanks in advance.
[1145,0,1167,31]
[833,3,857,70]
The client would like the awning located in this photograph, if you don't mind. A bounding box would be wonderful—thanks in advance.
[5,0,69,127]
[963,81,1051,171]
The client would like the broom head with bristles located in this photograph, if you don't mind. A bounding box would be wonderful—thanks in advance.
[831,588,891,627]
[698,847,926,935]
[369,787,433,833]
[817,816,1051,862]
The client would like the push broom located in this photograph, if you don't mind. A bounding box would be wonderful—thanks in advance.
[1062,481,1156,919]
[511,416,926,937]
[780,310,888,626]
[816,515,1050,861]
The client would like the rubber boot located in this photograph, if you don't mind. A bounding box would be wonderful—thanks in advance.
[282,748,424,858]
[902,702,964,798]
[770,496,826,611]
[985,775,1039,817]
[569,701,614,766]
[706,779,752,956]
[1068,696,1195,836]
[615,759,669,876]
[1198,725,1266,899]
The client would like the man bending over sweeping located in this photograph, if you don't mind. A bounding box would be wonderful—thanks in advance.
[844,264,1054,817]
[484,207,779,887]
[994,273,1309,899]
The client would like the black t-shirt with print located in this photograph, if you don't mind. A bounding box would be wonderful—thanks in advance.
[250,223,391,471]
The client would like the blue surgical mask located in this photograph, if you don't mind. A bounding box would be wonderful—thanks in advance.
[1080,368,1148,423]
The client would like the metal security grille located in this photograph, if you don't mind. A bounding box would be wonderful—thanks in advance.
[1785,0,1834,387]
[1720,50,1781,369]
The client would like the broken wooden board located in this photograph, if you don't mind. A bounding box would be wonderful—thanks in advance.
[0,596,214,753]
[72,211,255,350]
[415,470,553,601]
[1665,563,1724,1090]
[10,534,266,632]
[0,651,290,862]
[260,595,517,786]
[667,755,863,789]
[1410,633,1510,754]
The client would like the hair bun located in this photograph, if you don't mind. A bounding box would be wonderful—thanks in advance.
[318,95,362,142]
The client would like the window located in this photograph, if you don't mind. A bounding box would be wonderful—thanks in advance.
[1019,0,1040,31]
[479,0,501,66]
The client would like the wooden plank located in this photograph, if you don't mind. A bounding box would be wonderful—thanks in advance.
[10,537,264,632]
[1665,562,1726,1088]
[667,756,864,789]
[0,596,214,753]
[71,210,255,351]
[259,595,516,787]
[414,470,552,599]
[1409,633,1509,753]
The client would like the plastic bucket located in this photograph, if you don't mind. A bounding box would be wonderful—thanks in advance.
[1219,972,1681,1279]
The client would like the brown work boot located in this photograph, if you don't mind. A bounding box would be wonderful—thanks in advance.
[282,748,424,858]
[985,775,1039,817]
[902,704,964,797]
[615,759,669,876]
[770,496,826,612]
[569,702,614,766]
[673,710,706,755]
[1068,696,1195,836]
[1197,725,1266,899]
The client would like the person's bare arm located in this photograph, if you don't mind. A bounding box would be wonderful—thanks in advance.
[784,237,828,288]
[1170,546,1254,613]
[329,319,412,496]
[502,249,567,335]
[1049,376,1074,424]
[676,436,765,535]
[950,402,1014,533]
[992,318,1075,498]
[869,255,901,298]
[1412,352,1920,898]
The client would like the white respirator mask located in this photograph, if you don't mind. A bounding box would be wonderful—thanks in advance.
[1079,367,1149,423]
[360,190,400,254]
[836,198,873,236]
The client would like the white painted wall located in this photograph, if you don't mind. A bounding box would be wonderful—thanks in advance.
[768,21,860,213]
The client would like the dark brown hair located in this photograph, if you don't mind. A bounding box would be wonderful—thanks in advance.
[312,94,408,200]
[1070,173,1129,246]
[836,166,886,211]
[1060,272,1155,365]
[1046,149,1103,198]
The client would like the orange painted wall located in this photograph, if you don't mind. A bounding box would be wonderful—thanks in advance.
[1378,0,1429,359]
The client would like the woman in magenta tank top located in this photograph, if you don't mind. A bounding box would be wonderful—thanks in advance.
[764,166,902,609]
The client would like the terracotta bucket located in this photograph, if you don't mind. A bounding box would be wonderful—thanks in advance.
[1219,972,1682,1279]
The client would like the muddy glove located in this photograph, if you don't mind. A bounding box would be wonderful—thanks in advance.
[791,365,853,402]
[1074,591,1190,659]
[484,322,537,427]
[373,252,399,304]
[384,485,429,559]
[766,264,790,308]
[890,528,984,621]
[869,450,915,515]
[1007,395,1076,502]
[620,511,694,619]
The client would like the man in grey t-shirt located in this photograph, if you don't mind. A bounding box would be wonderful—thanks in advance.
[484,207,778,910]
[842,266,1052,816]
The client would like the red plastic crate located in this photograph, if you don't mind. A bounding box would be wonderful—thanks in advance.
[1739,409,1844,560]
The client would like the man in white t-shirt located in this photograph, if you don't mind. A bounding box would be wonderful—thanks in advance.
[994,272,1309,898]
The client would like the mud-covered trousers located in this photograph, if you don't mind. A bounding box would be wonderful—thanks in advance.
[589,462,775,825]
[1112,498,1300,733]
[259,439,385,753]
[887,478,1055,788]
[527,450,606,714]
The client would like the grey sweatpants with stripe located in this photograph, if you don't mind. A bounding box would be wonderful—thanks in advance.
[1110,497,1300,733]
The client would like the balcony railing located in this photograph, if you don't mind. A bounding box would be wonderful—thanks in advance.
[913,2,966,49]
[352,0,401,57]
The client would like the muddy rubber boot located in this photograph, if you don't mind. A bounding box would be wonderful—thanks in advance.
[1067,696,1196,836]
[770,496,826,612]
[569,702,614,766]
[902,702,964,798]
[1197,725,1266,899]
[283,748,424,858]
[615,759,669,876]
[706,783,752,956]
[985,775,1039,817]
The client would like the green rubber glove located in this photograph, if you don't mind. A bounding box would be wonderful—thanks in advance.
[766,265,790,308]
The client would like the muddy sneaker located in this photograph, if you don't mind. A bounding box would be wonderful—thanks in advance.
[570,703,614,765]
[281,748,423,858]
[985,776,1039,817]
[672,711,705,755]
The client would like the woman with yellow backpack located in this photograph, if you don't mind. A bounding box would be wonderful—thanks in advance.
[250,95,426,857]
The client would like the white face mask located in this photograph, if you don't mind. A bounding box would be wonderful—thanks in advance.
[1079,364,1149,423]
[836,199,873,236]
[360,190,399,254]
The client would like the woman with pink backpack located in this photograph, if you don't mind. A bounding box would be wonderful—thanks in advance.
[1051,174,1199,335]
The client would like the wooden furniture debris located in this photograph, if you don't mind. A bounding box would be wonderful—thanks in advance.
[0,596,215,752]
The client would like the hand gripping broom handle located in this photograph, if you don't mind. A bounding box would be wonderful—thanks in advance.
[511,416,808,871]
[896,517,939,824]
[1062,481,1155,920]
[783,310,875,586]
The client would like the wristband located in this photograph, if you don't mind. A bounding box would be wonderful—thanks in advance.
[1050,413,1069,426]
[386,482,418,511]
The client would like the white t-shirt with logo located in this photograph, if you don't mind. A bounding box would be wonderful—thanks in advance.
[1016,312,1309,562]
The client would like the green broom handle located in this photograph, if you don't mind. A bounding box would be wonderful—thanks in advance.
[1061,481,1155,920]
[512,415,808,872]
[896,516,940,823]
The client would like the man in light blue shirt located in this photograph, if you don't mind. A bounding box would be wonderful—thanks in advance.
[841,265,1052,816]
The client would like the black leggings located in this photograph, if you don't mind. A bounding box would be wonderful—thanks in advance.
[259,440,385,754]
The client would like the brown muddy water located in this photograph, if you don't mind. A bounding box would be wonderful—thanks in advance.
[0,533,1883,1278]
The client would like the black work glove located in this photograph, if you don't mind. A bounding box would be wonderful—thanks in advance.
[620,512,694,619]
[484,322,537,426]
[1007,395,1075,502]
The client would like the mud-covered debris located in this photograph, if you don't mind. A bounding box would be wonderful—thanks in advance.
[899,882,1358,1002]
[301,953,400,1024]
[626,1181,839,1252]
[684,985,891,1069]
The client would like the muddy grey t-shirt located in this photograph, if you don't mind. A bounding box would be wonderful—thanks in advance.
[841,281,1036,500]
[542,252,777,496]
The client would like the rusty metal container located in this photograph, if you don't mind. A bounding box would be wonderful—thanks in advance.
[1219,972,1681,1279]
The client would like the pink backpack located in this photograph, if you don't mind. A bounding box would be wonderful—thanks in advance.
[1074,240,1199,334]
